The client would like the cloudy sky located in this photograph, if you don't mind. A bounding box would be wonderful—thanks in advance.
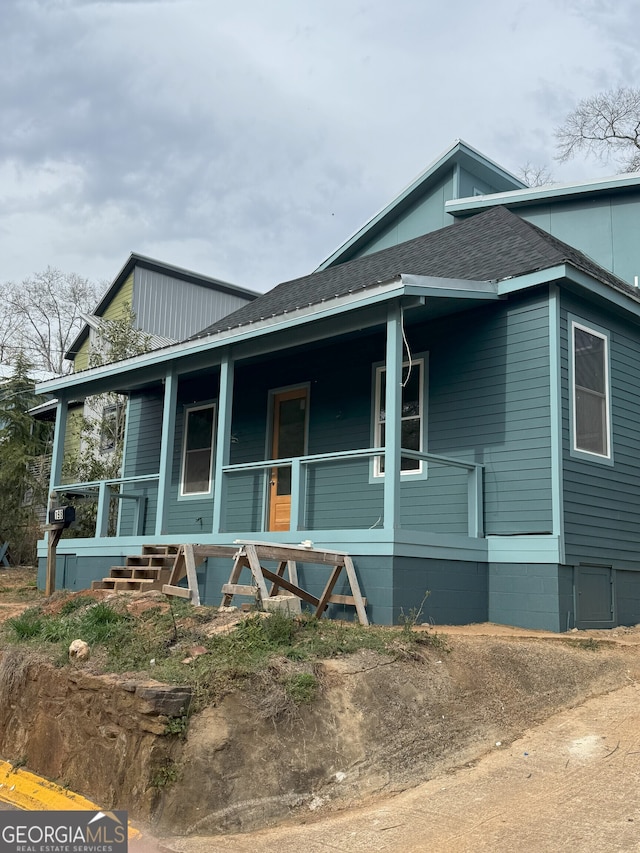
[2,0,639,295]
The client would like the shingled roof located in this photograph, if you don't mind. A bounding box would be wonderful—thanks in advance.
[192,206,635,340]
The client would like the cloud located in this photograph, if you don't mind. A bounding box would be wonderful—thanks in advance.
[1,0,640,291]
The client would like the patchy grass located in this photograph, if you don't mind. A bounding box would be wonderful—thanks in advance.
[0,594,447,713]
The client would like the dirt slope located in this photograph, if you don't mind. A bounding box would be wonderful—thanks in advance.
[164,681,640,853]
[2,566,640,848]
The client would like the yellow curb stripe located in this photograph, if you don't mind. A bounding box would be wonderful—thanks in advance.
[0,760,140,839]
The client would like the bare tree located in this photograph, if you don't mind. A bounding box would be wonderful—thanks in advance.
[518,162,555,187]
[3,268,100,375]
[555,87,640,172]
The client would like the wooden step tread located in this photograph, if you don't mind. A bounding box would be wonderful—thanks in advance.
[126,556,175,568]
[142,545,180,556]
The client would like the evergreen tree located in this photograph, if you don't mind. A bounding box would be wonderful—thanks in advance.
[0,354,52,563]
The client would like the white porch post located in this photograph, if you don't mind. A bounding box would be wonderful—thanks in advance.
[383,302,403,530]
[212,349,234,534]
[48,398,69,493]
[155,367,178,537]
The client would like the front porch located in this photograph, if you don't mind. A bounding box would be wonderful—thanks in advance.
[37,287,564,627]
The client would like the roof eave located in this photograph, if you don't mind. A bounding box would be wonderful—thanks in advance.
[446,171,640,217]
[316,140,526,271]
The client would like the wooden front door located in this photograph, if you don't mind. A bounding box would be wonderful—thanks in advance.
[268,387,308,531]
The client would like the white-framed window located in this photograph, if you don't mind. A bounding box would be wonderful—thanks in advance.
[373,357,426,477]
[180,403,216,496]
[100,402,124,453]
[571,320,611,460]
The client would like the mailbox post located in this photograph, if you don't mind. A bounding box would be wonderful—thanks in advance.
[45,494,75,597]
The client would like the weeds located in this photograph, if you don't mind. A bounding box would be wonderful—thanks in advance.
[150,760,179,789]
[284,672,317,705]
[399,591,431,635]
[7,609,44,640]
[0,594,447,713]
[577,637,601,651]
[164,715,190,737]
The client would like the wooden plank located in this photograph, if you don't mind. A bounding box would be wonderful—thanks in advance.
[45,526,64,597]
[221,583,257,596]
[244,544,270,602]
[191,545,243,559]
[260,567,320,607]
[235,540,347,565]
[287,560,299,586]
[255,545,345,566]
[315,564,343,617]
[343,555,369,626]
[167,546,185,587]
[162,584,192,599]
[184,544,201,607]
[269,561,288,596]
[221,554,249,607]
[327,594,368,606]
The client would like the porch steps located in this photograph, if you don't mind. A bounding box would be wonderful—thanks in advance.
[91,545,180,593]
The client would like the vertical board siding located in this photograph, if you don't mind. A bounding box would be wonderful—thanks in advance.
[352,173,455,259]
[134,268,253,342]
[561,292,640,568]
[458,167,505,198]
[518,195,640,287]
[616,570,640,626]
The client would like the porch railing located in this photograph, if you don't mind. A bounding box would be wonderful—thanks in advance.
[222,448,483,537]
[50,450,482,540]
[52,474,160,538]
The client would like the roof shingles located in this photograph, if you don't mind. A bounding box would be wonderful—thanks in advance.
[193,206,635,339]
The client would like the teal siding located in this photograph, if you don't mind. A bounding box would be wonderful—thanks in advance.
[182,293,552,537]
[561,293,640,568]
[458,167,504,198]
[165,375,219,536]
[352,172,455,259]
[427,292,552,534]
[223,339,385,532]
[519,194,640,286]
[120,390,163,535]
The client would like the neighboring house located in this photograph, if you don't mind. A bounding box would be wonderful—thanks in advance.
[35,143,640,632]
[67,252,260,370]
[54,253,259,470]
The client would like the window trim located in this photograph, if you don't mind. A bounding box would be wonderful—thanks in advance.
[99,402,124,454]
[179,402,217,498]
[569,317,613,464]
[371,355,427,479]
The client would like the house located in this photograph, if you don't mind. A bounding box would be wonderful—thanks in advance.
[41,253,260,467]
[67,252,260,370]
[35,143,640,632]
